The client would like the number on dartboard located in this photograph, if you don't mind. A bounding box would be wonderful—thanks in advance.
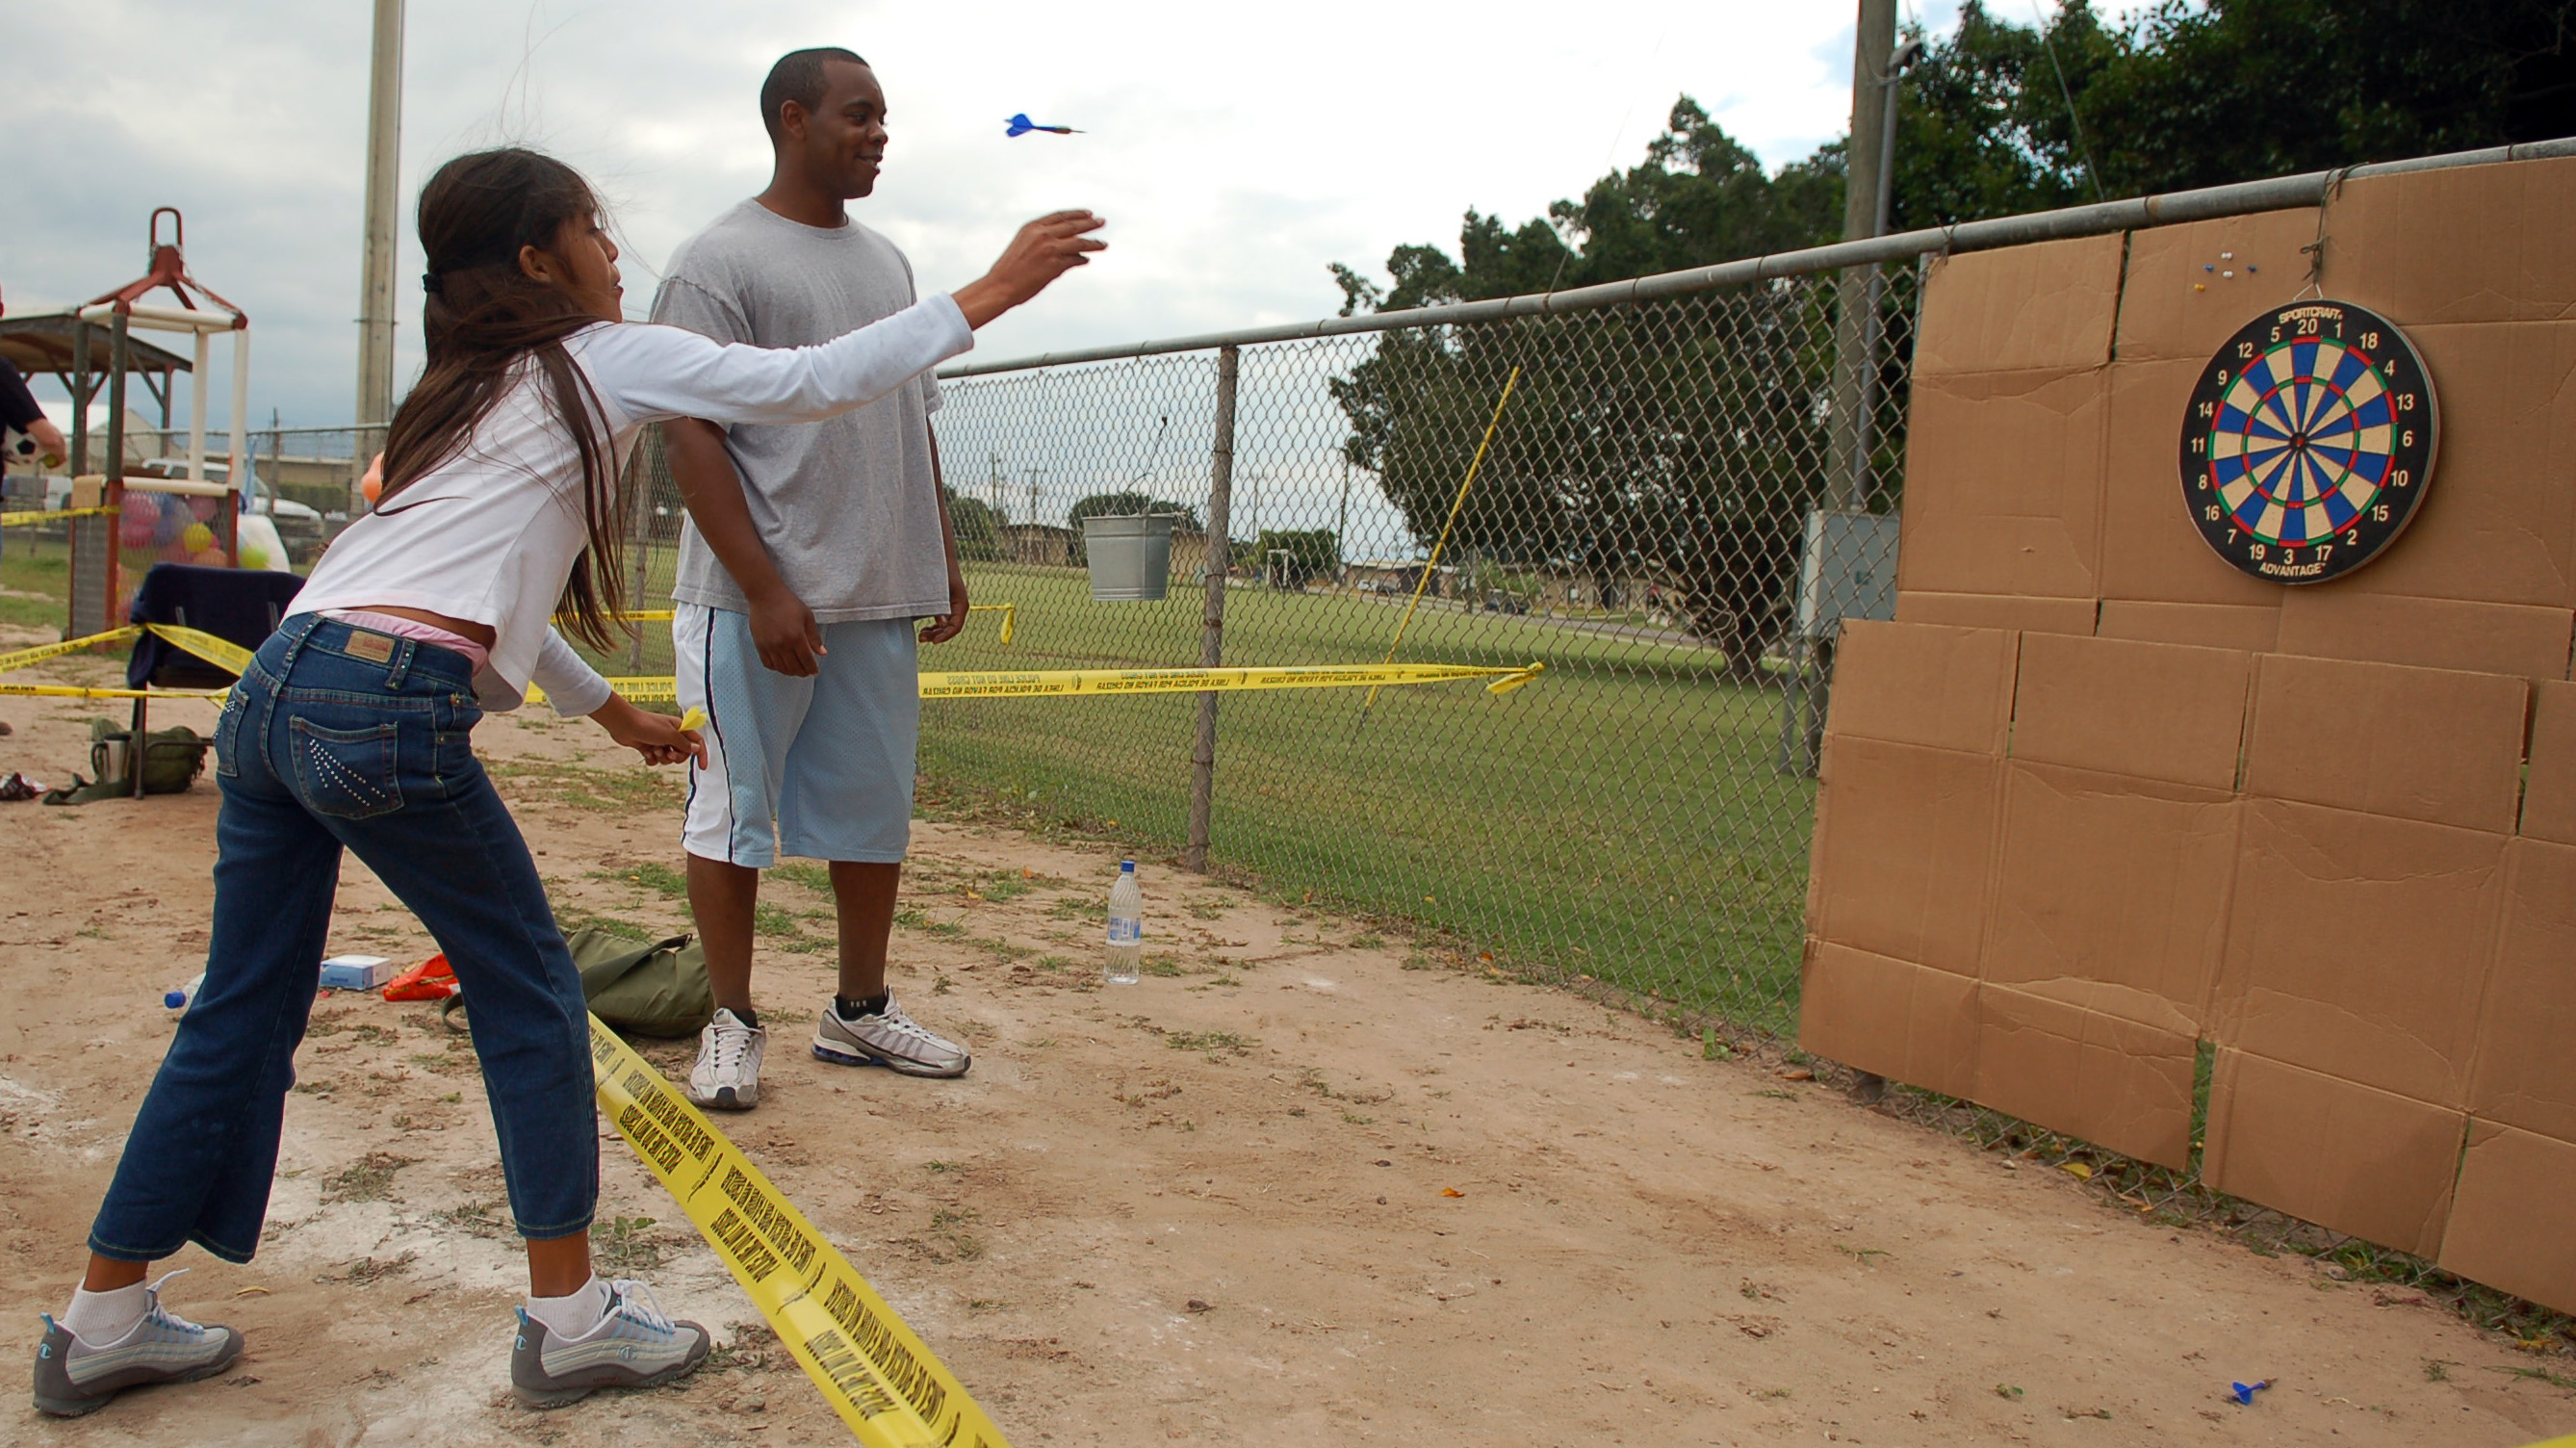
[2175,300,2437,584]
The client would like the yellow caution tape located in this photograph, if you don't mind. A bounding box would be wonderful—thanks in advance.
[565,604,1017,643]
[0,627,143,674]
[0,684,231,700]
[0,505,119,527]
[144,623,256,676]
[543,660,1543,709]
[0,623,251,700]
[915,659,1546,699]
[589,1016,1009,1447]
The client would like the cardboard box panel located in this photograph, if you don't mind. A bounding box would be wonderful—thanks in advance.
[2331,322,2576,609]
[1894,592,2097,636]
[2465,839,2576,1141]
[2213,801,2507,1106]
[1975,985,2197,1169]
[2116,209,2325,363]
[1823,620,2018,755]
[2098,358,2285,608]
[1984,763,2238,1034]
[1898,368,2108,600]
[2010,634,2252,789]
[1798,941,1979,1100]
[1807,738,2001,976]
[2524,682,2576,843]
[2242,654,2526,833]
[2273,590,2573,684]
[2321,154,2576,325]
[2437,1121,2576,1317]
[2096,600,2280,654]
[1916,233,2126,377]
[2202,1047,2461,1258]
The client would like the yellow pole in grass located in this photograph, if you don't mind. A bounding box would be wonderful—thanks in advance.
[1362,365,1521,713]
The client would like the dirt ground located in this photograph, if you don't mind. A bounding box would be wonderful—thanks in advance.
[1,628,2572,1447]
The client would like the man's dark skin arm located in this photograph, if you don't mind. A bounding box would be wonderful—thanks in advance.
[665,418,825,676]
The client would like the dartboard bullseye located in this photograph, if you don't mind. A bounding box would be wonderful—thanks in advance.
[2177,300,2438,583]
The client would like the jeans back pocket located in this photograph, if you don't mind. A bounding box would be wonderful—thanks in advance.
[289,717,404,819]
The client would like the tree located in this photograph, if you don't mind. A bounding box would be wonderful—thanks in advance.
[1886,0,2576,230]
[1328,3,2576,671]
[1331,100,1849,676]
[945,490,1005,562]
[1254,529,1340,587]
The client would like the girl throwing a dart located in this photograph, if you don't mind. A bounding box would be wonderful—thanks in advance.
[33,145,1101,1418]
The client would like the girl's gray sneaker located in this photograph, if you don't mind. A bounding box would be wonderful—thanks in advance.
[509,1278,709,1409]
[33,1273,243,1417]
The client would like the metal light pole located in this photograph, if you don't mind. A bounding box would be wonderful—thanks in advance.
[354,0,405,445]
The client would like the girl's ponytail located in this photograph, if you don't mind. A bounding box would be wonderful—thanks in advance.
[381,148,629,654]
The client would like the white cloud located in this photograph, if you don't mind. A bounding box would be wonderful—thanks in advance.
[7,0,1870,427]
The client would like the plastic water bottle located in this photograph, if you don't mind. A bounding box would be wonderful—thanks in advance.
[1104,860,1143,985]
[164,972,206,1014]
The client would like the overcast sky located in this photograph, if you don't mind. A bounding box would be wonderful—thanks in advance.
[13,0,2069,431]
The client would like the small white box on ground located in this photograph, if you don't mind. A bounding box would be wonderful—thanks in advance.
[319,955,396,991]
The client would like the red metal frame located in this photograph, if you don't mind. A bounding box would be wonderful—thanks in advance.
[82,208,253,628]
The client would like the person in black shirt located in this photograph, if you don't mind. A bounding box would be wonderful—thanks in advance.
[0,358,67,468]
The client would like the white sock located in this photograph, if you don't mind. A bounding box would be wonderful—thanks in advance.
[63,1281,148,1345]
[524,1275,610,1340]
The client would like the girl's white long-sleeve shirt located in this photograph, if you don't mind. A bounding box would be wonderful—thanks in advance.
[288,295,974,711]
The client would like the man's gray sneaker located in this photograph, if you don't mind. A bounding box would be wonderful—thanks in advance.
[33,1273,243,1417]
[686,1007,767,1111]
[811,993,970,1077]
[510,1278,709,1409]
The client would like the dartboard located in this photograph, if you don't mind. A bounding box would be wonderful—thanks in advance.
[2177,300,2438,583]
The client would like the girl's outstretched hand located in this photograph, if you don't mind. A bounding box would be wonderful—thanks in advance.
[952,211,1106,327]
[590,694,706,767]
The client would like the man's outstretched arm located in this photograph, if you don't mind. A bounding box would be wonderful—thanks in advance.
[662,417,825,676]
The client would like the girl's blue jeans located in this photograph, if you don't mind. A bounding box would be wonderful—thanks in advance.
[89,614,598,1262]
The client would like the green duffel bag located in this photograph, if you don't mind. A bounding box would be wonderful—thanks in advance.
[442,925,716,1038]
[569,927,716,1038]
[42,719,208,805]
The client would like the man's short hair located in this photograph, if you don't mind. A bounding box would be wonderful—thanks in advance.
[760,47,869,142]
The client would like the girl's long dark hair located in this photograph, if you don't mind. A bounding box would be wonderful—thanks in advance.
[380,147,627,653]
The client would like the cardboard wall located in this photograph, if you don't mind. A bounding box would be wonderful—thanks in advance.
[1802,154,2576,1309]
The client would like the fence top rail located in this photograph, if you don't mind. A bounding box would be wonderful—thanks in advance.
[131,424,385,440]
[940,135,2576,377]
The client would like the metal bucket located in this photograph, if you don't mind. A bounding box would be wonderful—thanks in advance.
[1082,513,1175,601]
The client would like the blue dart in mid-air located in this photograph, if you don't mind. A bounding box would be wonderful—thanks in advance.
[1005,113,1082,137]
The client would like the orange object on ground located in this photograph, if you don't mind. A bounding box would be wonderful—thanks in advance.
[382,952,458,1002]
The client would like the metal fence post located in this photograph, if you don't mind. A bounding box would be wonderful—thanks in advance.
[1185,344,1240,873]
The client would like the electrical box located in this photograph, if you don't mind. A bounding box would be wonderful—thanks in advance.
[1794,508,1899,640]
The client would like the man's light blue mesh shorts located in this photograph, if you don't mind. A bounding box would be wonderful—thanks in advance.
[675,603,919,867]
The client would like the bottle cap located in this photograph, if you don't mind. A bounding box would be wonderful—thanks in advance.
[164,989,187,1009]
[1121,859,1136,872]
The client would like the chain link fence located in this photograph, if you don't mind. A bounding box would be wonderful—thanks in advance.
[597,265,1920,1038]
[912,264,1919,1037]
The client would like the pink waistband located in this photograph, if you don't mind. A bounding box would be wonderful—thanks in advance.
[323,609,493,675]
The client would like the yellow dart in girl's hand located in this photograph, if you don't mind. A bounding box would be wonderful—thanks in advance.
[679,707,708,732]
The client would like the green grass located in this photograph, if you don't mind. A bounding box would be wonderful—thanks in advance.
[0,536,71,633]
[908,562,1816,1034]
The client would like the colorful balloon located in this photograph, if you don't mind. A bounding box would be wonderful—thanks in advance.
[191,546,231,567]
[118,493,159,548]
[181,522,216,554]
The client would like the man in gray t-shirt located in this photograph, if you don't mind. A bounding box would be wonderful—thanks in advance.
[656,46,975,1108]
